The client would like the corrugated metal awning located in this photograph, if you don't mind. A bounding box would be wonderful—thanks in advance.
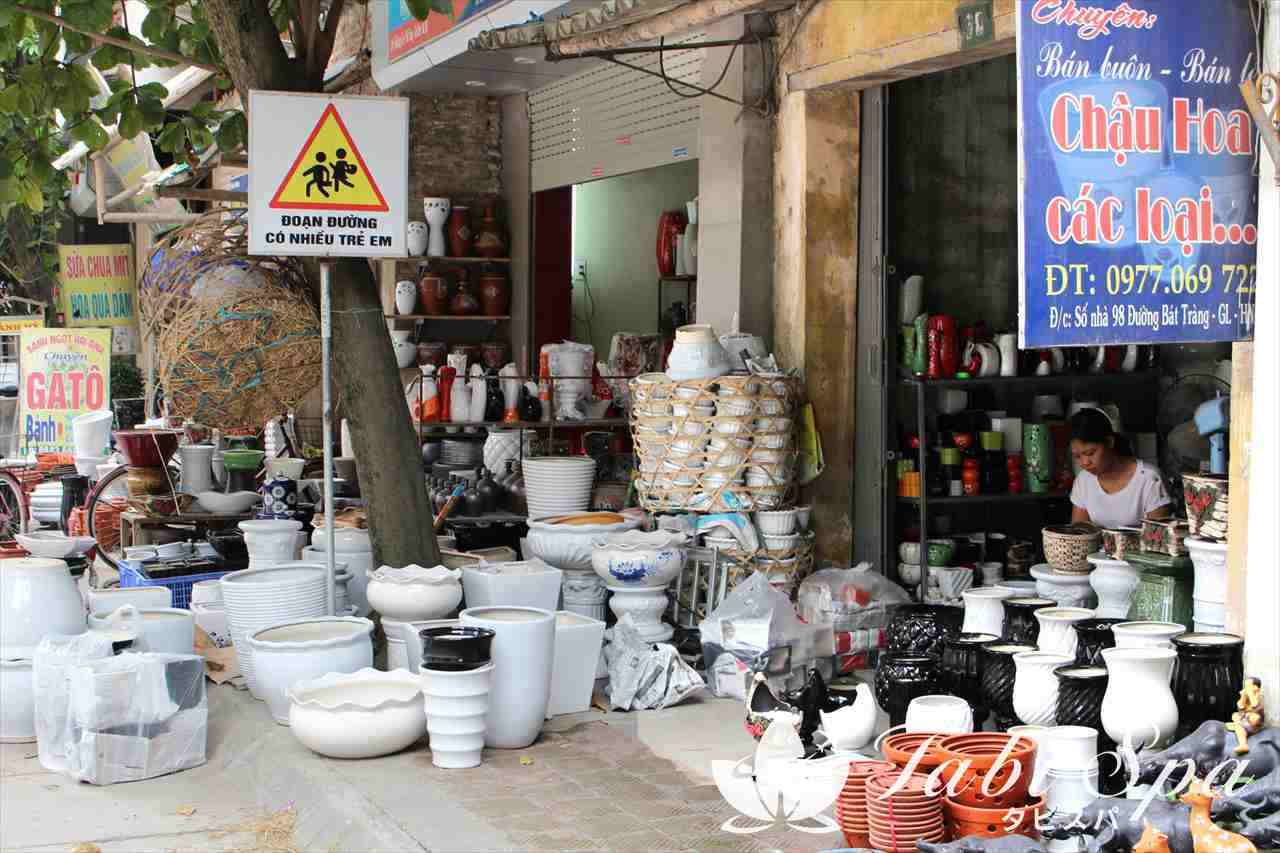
[468,0,686,51]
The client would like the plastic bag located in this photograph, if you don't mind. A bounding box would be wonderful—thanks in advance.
[797,563,910,632]
[698,572,808,699]
[603,616,704,710]
[33,633,115,773]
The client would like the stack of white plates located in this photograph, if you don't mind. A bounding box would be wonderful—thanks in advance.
[220,563,329,698]
[30,481,64,526]
[521,457,596,521]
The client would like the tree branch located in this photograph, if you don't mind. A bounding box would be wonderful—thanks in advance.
[204,0,305,100]
[13,4,222,72]
[313,0,349,80]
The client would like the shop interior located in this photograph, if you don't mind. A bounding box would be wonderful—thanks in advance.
[877,55,1234,602]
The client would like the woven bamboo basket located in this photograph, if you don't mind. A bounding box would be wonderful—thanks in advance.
[1042,524,1102,574]
[630,373,803,512]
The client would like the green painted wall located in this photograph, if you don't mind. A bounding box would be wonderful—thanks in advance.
[571,160,699,358]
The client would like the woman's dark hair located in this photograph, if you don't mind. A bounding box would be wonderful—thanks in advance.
[1070,408,1134,457]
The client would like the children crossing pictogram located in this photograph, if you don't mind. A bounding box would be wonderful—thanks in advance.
[269,104,388,212]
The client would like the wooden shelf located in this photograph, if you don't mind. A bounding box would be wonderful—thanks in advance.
[898,491,1070,506]
[385,315,510,321]
[900,371,1160,390]
[660,275,696,282]
[417,418,628,432]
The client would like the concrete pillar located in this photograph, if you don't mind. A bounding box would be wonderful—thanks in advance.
[696,16,773,342]
[501,94,532,371]
[1243,0,1280,724]
[772,86,859,562]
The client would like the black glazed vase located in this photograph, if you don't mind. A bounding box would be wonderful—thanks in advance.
[941,632,999,729]
[1172,632,1245,741]
[874,652,943,728]
[1002,597,1055,645]
[1056,663,1124,795]
[419,626,495,671]
[980,643,1036,731]
[886,604,962,657]
[1074,618,1125,665]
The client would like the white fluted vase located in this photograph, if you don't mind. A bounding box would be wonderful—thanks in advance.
[1186,537,1228,632]
[1013,651,1074,727]
[1035,607,1095,659]
[961,586,1014,636]
[1101,647,1178,751]
[1088,555,1140,619]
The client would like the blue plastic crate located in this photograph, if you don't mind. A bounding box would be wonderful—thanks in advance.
[118,560,232,609]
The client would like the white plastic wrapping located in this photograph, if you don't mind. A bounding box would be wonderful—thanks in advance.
[698,572,810,698]
[603,616,704,710]
[796,563,910,632]
[33,633,115,772]
[37,651,206,785]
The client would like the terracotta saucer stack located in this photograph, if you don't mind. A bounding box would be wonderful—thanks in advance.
[881,731,948,770]
[936,733,1043,841]
[833,759,895,848]
[864,771,946,852]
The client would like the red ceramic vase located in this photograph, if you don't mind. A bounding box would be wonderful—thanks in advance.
[447,206,472,257]
[655,210,687,277]
[477,271,509,316]
[418,272,450,316]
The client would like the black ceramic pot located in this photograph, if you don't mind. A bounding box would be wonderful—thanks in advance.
[419,626,495,671]
[941,632,999,729]
[874,652,943,728]
[1055,664,1124,794]
[1074,618,1126,665]
[980,643,1036,731]
[1172,632,1245,741]
[886,604,962,657]
[1002,597,1055,645]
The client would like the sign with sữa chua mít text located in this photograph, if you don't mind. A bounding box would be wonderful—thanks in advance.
[18,328,112,455]
[57,244,136,327]
[1016,0,1259,347]
[248,92,408,258]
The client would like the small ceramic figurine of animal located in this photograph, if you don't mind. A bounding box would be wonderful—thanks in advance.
[1180,775,1258,853]
[1133,819,1172,853]
[1227,677,1266,755]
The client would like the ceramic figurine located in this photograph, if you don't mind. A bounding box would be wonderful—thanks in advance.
[1137,720,1280,787]
[1180,775,1258,853]
[918,836,1047,852]
[1214,766,1280,848]
[783,667,832,751]
[1227,677,1266,754]
[744,672,800,741]
[1134,820,1173,853]
[1044,797,1195,853]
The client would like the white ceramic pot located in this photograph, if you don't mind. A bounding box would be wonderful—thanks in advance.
[422,197,450,257]
[1186,538,1228,632]
[89,606,194,655]
[239,519,304,570]
[481,429,521,477]
[460,560,563,612]
[1101,646,1179,750]
[1,558,86,648]
[72,409,115,457]
[665,324,731,381]
[0,655,35,743]
[248,616,375,725]
[590,530,687,588]
[996,333,1018,377]
[905,694,974,734]
[287,668,426,758]
[220,563,330,698]
[191,603,232,648]
[1112,621,1185,650]
[87,585,172,614]
[935,566,974,601]
[521,457,596,520]
[302,540,372,617]
[178,444,215,494]
[548,611,606,716]
[1008,725,1050,796]
[387,618,460,672]
[1088,554,1140,619]
[406,221,429,256]
[819,683,877,750]
[419,663,493,768]
[1041,724,1099,773]
[979,561,1004,585]
[607,585,672,642]
[394,280,417,315]
[459,606,555,750]
[1013,651,1074,727]
[1031,564,1097,609]
[365,565,462,621]
[1035,607,1095,659]
[961,586,1014,636]
[900,275,924,324]
[560,572,608,621]
[523,514,642,572]
[899,562,922,587]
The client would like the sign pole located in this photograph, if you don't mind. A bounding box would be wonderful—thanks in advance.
[321,261,335,616]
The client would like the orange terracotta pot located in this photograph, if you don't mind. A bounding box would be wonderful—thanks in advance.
[937,733,1037,809]
[945,794,1044,840]
[883,732,949,769]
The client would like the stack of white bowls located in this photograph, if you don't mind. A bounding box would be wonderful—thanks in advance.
[72,410,114,457]
[521,458,596,520]
[30,481,64,527]
[220,564,329,698]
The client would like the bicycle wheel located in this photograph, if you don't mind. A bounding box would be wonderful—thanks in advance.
[0,468,29,539]
[84,464,131,571]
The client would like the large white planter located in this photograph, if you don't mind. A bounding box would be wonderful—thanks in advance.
[0,656,35,743]
[1088,554,1140,619]
[366,565,462,621]
[88,606,194,655]
[608,585,673,642]
[561,571,608,621]
[521,457,596,520]
[1013,651,1074,727]
[460,560,562,612]
[287,668,426,759]
[523,515,642,572]
[1030,564,1097,609]
[87,585,172,614]
[419,663,494,768]
[1186,537,1229,632]
[1,558,85,648]
[548,611,606,717]
[961,586,1014,636]
[247,616,374,724]
[220,564,329,698]
[239,519,304,570]
[72,409,114,457]
[1101,647,1178,750]
[459,606,555,749]
[904,694,973,734]
[1113,621,1185,650]
[1008,725,1049,795]
[302,545,370,617]
[178,444,216,494]
[591,530,687,588]
[1035,608,1095,659]
[384,618,459,672]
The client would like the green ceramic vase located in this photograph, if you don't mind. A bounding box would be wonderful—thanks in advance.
[912,314,929,376]
[1023,423,1054,494]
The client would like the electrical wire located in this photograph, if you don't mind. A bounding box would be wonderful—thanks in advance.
[659,36,738,100]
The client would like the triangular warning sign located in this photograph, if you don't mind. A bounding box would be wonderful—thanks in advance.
[269,104,389,212]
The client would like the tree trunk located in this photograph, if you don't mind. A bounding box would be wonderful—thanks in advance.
[330,258,440,569]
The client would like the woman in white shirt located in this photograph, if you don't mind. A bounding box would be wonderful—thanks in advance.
[1069,408,1172,529]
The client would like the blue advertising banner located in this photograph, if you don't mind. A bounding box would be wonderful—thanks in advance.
[1017,0,1259,347]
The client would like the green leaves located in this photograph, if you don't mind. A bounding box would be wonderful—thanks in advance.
[70,117,109,150]
[404,0,455,21]
[214,111,245,152]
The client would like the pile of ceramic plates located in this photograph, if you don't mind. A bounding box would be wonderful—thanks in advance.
[521,457,596,521]
[865,770,946,851]
[30,480,64,527]
[220,564,329,698]
[440,439,482,468]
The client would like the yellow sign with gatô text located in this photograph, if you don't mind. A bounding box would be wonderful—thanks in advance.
[58,244,136,327]
[18,328,112,455]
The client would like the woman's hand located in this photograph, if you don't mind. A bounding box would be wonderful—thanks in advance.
[1071,506,1093,525]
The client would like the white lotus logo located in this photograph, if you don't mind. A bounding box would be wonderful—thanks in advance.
[711,721,849,834]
